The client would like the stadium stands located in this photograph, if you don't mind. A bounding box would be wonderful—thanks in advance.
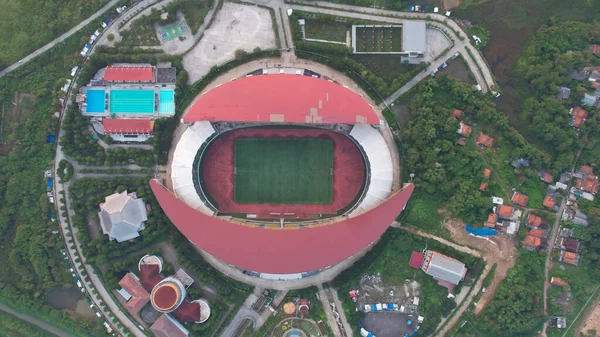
[171,122,216,215]
[349,125,394,215]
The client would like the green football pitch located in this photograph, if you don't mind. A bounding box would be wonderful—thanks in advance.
[233,138,334,204]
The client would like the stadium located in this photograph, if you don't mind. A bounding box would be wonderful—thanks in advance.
[150,68,414,282]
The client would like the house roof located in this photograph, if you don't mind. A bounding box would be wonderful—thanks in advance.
[457,122,472,136]
[512,192,529,207]
[476,132,495,148]
[183,75,381,125]
[581,165,594,174]
[557,87,571,100]
[540,172,553,184]
[118,273,150,314]
[561,251,579,265]
[104,66,154,82]
[172,301,201,323]
[98,191,148,242]
[527,214,543,228]
[102,119,154,134]
[409,251,424,269]
[529,229,546,238]
[139,264,163,292]
[550,277,568,287]
[582,93,597,106]
[423,251,466,285]
[151,314,189,337]
[561,237,581,253]
[486,213,497,227]
[543,195,556,208]
[150,179,414,274]
[484,168,492,179]
[457,139,467,146]
[523,236,542,248]
[497,205,514,218]
[583,174,599,194]
[570,106,589,128]
[479,182,488,191]
[452,109,463,118]
[592,44,600,56]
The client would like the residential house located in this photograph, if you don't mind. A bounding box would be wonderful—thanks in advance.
[538,171,553,184]
[457,138,467,146]
[484,168,492,179]
[511,158,530,169]
[543,195,556,209]
[496,205,515,220]
[560,251,579,265]
[523,228,546,251]
[569,106,588,128]
[550,277,569,287]
[581,93,597,107]
[589,69,600,82]
[479,182,488,192]
[512,192,529,207]
[557,86,571,100]
[452,109,463,119]
[457,122,472,137]
[549,316,567,329]
[476,132,495,148]
[420,251,467,291]
[526,214,548,230]
[566,209,589,227]
[591,44,600,57]
[98,190,148,242]
[485,213,498,228]
[571,69,589,81]
[560,237,581,253]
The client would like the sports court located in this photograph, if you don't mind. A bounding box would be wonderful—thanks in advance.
[234,138,334,204]
[86,89,106,113]
[160,21,187,42]
[109,90,155,114]
[201,128,366,218]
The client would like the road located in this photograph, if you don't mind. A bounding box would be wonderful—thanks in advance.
[275,0,495,100]
[0,303,79,337]
[317,285,343,337]
[0,0,121,78]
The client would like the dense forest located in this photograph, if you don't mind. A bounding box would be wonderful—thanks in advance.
[0,0,113,68]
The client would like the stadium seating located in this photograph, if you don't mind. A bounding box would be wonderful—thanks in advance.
[349,125,394,216]
[171,122,216,215]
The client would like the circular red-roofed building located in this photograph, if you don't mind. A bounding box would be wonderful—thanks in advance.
[150,278,185,313]
[154,67,413,284]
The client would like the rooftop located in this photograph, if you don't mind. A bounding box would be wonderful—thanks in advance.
[543,195,556,208]
[512,192,529,207]
[550,277,568,287]
[423,251,466,285]
[486,213,497,227]
[457,122,472,137]
[183,75,381,125]
[402,21,427,53]
[484,168,492,179]
[104,66,154,82]
[497,205,514,218]
[452,109,462,119]
[151,314,189,337]
[476,132,495,148]
[102,119,154,135]
[523,235,542,248]
[479,182,488,191]
[157,67,177,84]
[561,251,579,265]
[526,214,543,228]
[150,179,414,274]
[98,191,148,242]
[118,273,150,314]
[409,251,424,269]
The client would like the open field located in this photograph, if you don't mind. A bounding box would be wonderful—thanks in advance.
[355,26,402,53]
[234,138,334,204]
[305,20,348,42]
[120,19,161,47]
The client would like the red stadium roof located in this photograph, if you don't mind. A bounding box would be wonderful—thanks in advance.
[102,119,154,134]
[184,75,381,124]
[150,179,413,274]
[104,66,154,82]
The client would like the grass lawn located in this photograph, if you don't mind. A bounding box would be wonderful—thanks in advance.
[350,54,417,84]
[233,138,334,204]
[355,26,402,53]
[120,20,161,47]
[399,193,445,230]
[305,20,348,42]
[179,1,210,34]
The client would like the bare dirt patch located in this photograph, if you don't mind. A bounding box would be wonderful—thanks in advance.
[443,0,463,10]
[439,211,517,314]
[579,301,600,336]
[182,2,276,83]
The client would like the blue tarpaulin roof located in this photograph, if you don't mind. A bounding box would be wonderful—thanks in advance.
[466,225,497,236]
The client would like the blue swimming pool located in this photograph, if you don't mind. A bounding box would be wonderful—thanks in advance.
[159,90,175,115]
[86,89,105,113]
[109,90,155,114]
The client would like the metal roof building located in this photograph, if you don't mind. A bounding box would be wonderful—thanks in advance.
[421,251,467,285]
[98,191,148,242]
[402,21,427,55]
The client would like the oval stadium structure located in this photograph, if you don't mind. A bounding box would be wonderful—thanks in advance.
[151,71,414,281]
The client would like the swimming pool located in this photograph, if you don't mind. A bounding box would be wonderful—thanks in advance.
[109,90,155,114]
[159,90,175,115]
[86,89,105,113]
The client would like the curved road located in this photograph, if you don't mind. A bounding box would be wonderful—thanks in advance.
[0,303,78,337]
[0,0,121,77]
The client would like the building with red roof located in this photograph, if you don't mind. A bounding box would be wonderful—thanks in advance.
[570,106,588,128]
[183,75,382,125]
[452,109,463,119]
[151,314,189,337]
[409,251,425,269]
[483,168,491,179]
[118,273,150,316]
[543,195,556,209]
[479,182,488,191]
[457,122,472,137]
[476,132,495,148]
[103,66,155,83]
[512,192,529,207]
[102,119,154,135]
